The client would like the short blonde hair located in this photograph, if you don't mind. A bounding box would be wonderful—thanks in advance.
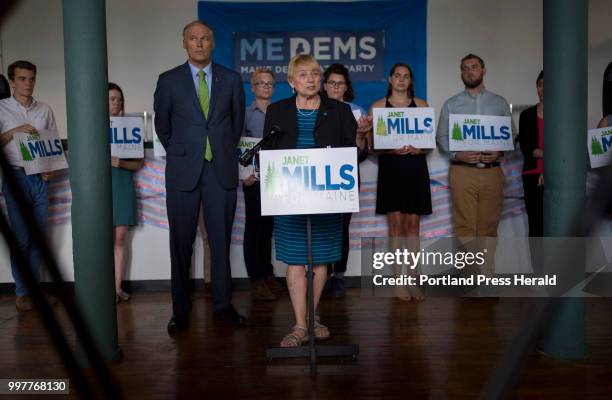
[250,68,275,85]
[287,54,320,81]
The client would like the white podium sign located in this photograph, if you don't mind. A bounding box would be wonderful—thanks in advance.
[237,136,260,180]
[372,107,436,149]
[259,147,360,216]
[449,114,514,151]
[110,116,144,158]
[588,126,612,168]
[15,130,68,175]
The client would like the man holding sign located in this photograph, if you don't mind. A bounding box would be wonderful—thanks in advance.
[436,54,513,280]
[0,61,58,311]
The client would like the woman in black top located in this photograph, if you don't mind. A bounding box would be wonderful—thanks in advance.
[369,63,432,301]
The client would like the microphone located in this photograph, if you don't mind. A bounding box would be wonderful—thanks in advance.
[239,125,281,167]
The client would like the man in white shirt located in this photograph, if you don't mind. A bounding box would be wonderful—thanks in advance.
[0,60,57,311]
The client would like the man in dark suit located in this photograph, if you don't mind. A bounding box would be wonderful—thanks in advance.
[154,20,246,334]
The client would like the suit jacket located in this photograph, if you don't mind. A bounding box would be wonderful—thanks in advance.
[262,94,358,151]
[154,62,245,191]
[518,105,540,172]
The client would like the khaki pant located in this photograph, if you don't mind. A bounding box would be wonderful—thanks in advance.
[449,165,504,277]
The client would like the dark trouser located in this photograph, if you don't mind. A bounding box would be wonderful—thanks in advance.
[242,181,274,281]
[167,162,237,316]
[522,173,544,237]
[327,213,352,275]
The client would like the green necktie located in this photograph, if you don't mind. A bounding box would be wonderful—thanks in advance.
[197,69,213,161]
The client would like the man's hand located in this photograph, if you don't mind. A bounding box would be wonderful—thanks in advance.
[12,124,38,135]
[41,171,54,181]
[455,151,482,164]
[243,175,257,187]
[1,124,38,145]
[480,151,501,163]
[111,156,121,168]
[533,148,543,159]
[537,174,544,187]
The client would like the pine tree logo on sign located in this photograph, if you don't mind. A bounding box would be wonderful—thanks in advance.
[264,162,279,193]
[452,122,463,141]
[591,137,604,155]
[19,140,33,161]
[376,115,387,136]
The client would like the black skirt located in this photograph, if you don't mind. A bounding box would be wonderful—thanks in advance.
[375,153,432,215]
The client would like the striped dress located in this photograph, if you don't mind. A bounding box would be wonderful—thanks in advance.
[274,110,343,265]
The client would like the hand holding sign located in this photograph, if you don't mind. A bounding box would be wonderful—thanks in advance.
[372,107,436,149]
[588,126,612,168]
[449,114,514,151]
[109,116,144,159]
[15,129,68,175]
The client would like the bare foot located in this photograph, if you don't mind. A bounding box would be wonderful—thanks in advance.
[394,286,412,301]
[408,285,425,301]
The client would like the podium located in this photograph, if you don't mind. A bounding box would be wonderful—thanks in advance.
[258,147,361,375]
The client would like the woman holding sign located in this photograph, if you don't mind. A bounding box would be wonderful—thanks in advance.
[263,54,359,347]
[108,83,143,303]
[369,63,432,301]
[322,63,370,297]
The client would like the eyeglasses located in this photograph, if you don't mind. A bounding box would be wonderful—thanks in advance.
[254,81,274,87]
[326,80,346,88]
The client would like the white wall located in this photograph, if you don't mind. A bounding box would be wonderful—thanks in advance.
[0,0,610,283]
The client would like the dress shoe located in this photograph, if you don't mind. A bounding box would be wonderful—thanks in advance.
[213,306,247,326]
[15,295,34,311]
[167,315,189,335]
[251,279,276,301]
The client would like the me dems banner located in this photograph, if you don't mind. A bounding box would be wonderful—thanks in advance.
[198,0,427,111]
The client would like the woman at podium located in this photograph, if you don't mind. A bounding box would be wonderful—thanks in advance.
[262,54,361,347]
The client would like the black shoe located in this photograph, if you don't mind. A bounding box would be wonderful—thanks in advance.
[213,306,247,326]
[167,315,189,335]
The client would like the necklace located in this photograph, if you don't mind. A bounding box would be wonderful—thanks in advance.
[296,96,319,116]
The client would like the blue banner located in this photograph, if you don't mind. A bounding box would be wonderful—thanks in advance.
[199,0,427,111]
[234,31,385,82]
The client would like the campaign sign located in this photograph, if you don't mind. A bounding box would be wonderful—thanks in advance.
[449,114,514,151]
[151,113,166,158]
[236,136,260,180]
[372,107,436,149]
[259,147,359,216]
[110,117,144,158]
[15,130,68,175]
[234,31,384,82]
[588,126,612,168]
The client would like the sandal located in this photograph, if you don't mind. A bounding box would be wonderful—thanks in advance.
[280,325,309,347]
[313,315,330,340]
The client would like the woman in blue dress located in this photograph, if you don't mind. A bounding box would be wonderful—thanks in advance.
[108,83,143,302]
[263,54,363,347]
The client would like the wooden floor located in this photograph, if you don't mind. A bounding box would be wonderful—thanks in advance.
[0,290,611,399]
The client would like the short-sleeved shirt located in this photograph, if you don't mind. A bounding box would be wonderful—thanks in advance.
[243,101,266,138]
[436,88,513,160]
[0,96,58,167]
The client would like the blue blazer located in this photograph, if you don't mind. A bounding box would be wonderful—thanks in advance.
[154,62,245,191]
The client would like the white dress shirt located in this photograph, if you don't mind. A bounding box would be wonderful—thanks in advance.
[0,96,58,167]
